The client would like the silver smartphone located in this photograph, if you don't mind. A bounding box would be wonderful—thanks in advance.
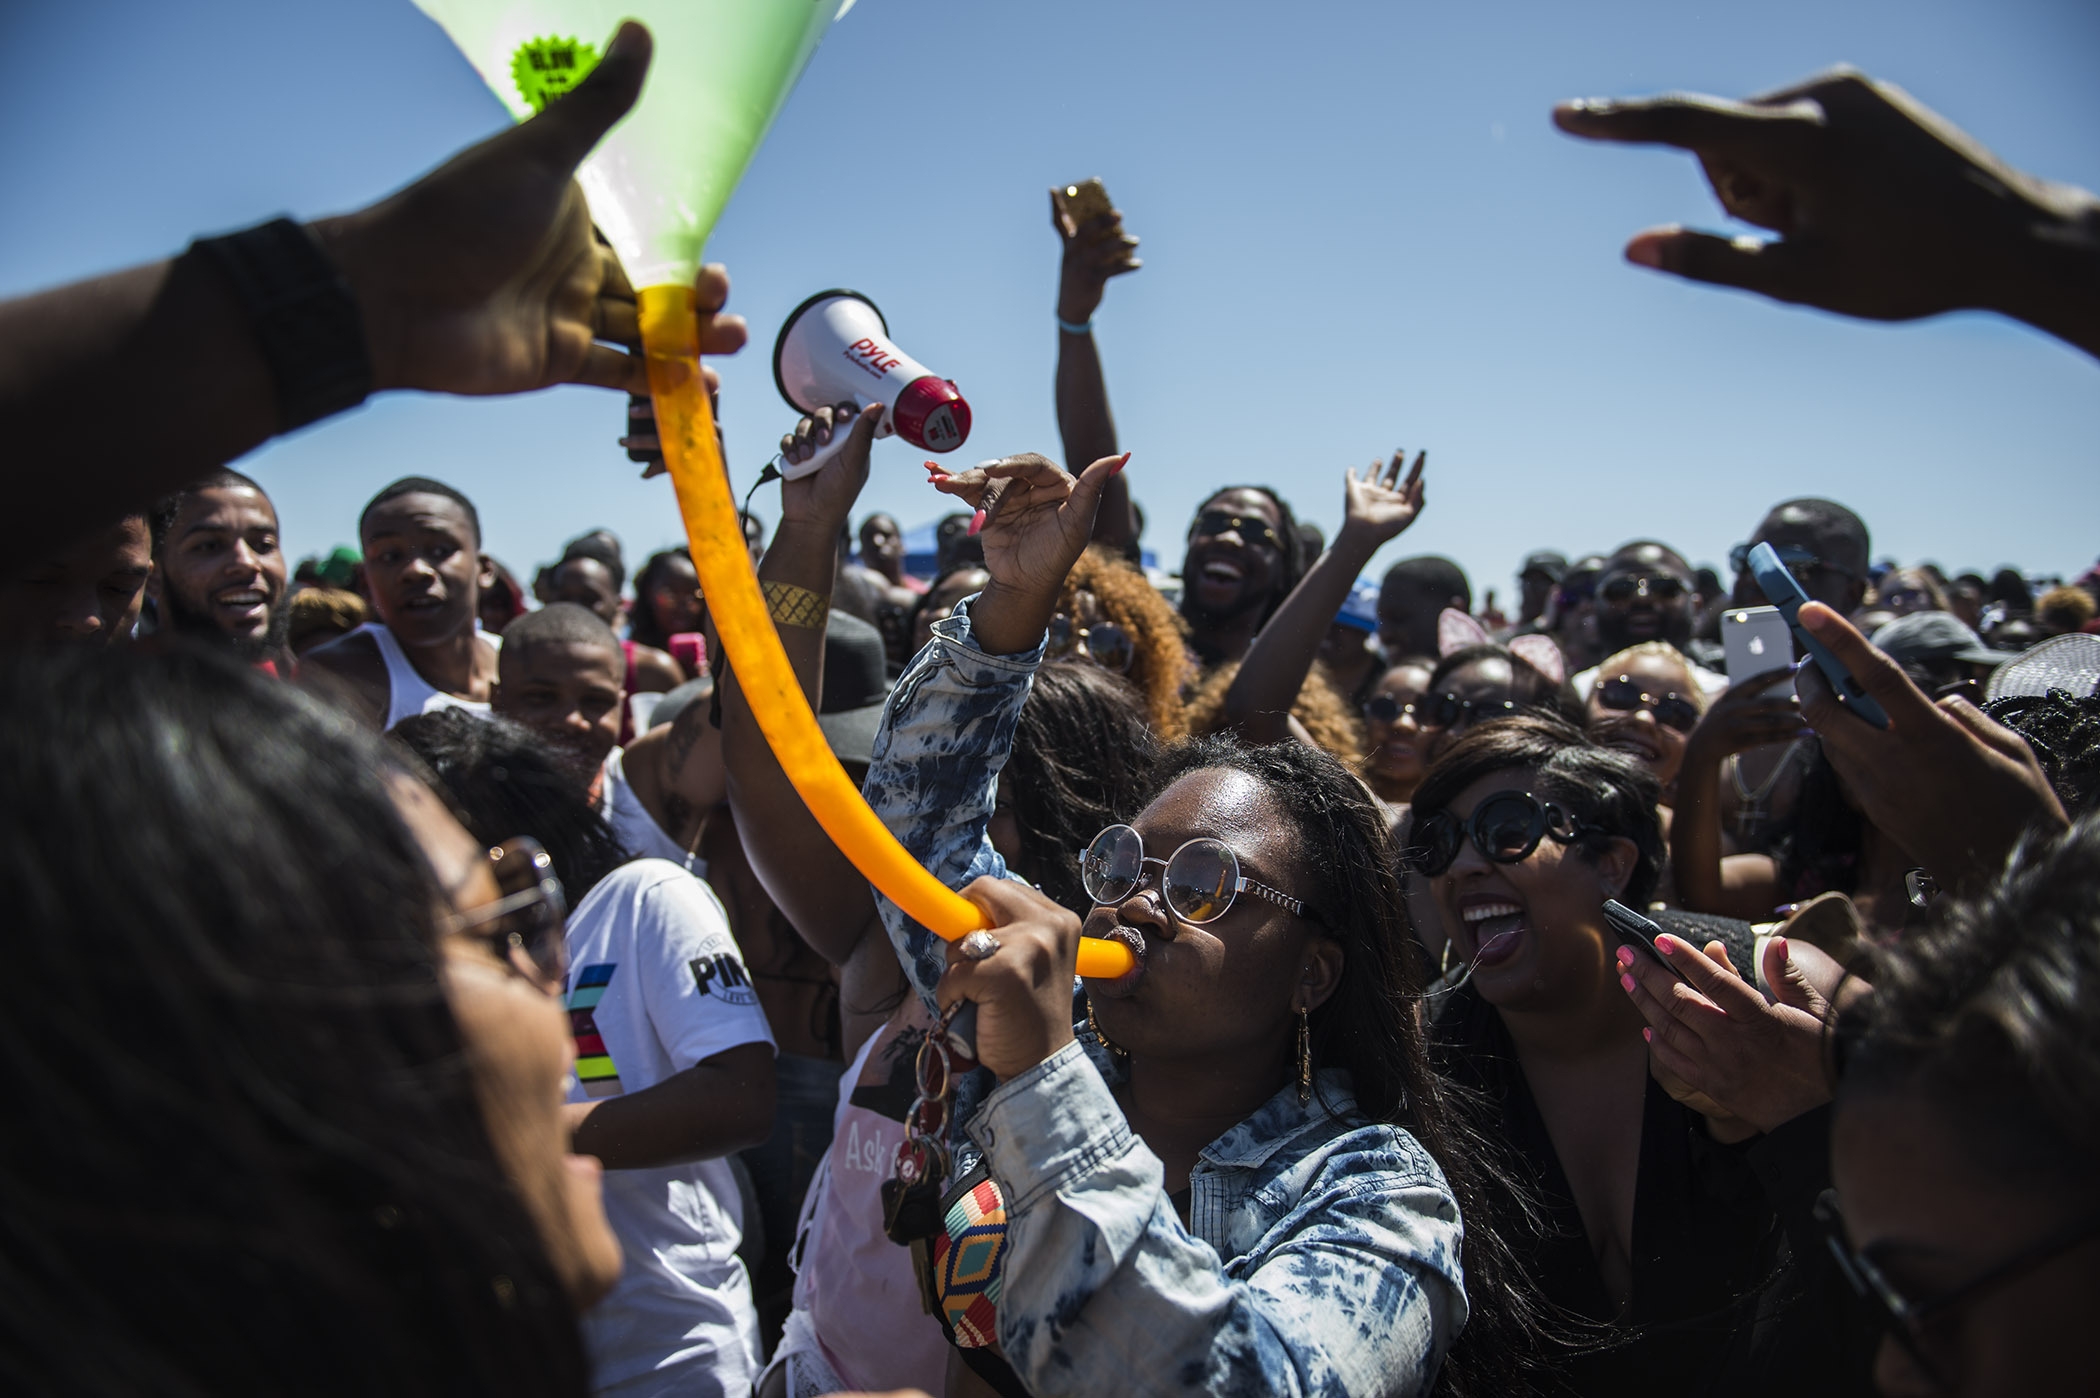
[1722,605,1794,683]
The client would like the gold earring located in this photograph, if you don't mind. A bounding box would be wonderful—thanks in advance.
[1297,1007,1312,1104]
[1086,996,1127,1059]
[1438,938,1452,976]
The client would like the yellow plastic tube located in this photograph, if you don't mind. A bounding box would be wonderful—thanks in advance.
[638,285,1134,980]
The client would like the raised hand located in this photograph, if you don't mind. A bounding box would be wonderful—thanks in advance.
[1052,190,1142,327]
[1795,602,2067,893]
[1338,449,1426,549]
[928,452,1126,656]
[316,23,747,397]
[1683,668,1809,763]
[1553,67,2100,351]
[1618,933,1836,1135]
[938,877,1082,1082]
[775,401,882,531]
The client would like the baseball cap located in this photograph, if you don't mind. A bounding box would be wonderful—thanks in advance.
[1520,550,1569,583]
[1334,577,1381,634]
[1870,612,2004,671]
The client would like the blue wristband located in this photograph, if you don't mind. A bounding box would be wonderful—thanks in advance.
[1056,315,1093,336]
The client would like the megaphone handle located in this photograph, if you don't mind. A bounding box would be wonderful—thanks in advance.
[777,412,894,482]
[944,1000,980,1064]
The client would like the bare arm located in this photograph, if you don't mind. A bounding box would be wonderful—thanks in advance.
[566,1041,774,1169]
[1221,453,1424,745]
[1051,191,1141,551]
[719,403,887,968]
[3,24,746,550]
[1671,675,1808,919]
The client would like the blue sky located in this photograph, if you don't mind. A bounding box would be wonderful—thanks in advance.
[5,0,2095,604]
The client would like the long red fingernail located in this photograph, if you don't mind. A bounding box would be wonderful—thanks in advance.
[1642,1027,1653,1043]
[1112,451,1132,475]
[925,461,943,474]
[967,508,987,537]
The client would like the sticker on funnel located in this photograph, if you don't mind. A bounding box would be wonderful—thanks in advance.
[511,36,600,112]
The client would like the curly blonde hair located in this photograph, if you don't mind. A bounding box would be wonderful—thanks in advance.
[1184,660,1365,766]
[1058,546,1192,738]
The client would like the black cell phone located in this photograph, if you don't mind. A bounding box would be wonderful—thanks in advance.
[1603,899,1689,984]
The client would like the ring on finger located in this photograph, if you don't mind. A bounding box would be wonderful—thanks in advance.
[959,930,1001,961]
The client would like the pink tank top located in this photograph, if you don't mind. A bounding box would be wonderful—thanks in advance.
[791,1006,953,1393]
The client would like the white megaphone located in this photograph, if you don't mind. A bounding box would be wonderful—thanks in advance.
[772,290,971,479]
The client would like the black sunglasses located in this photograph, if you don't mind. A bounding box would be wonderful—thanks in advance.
[1599,574,1687,606]
[1047,612,1134,674]
[1364,694,1421,724]
[1595,676,1701,733]
[1730,542,1857,585]
[444,837,568,989]
[1421,691,1520,730]
[1404,791,1602,877]
[1814,1189,2100,1387]
[1188,510,1283,553]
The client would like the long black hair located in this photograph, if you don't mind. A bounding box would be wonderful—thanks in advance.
[1140,735,1549,1395]
[0,646,586,1396]
[1408,713,1666,909]
[1005,659,1157,912]
[1840,812,2100,1191]
[390,710,628,903]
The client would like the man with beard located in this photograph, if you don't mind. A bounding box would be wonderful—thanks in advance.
[491,601,718,869]
[302,476,500,730]
[147,469,291,672]
[1571,540,1727,699]
[0,514,151,650]
[1179,486,1305,668]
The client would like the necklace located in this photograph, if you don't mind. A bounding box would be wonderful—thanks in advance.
[1725,738,1807,843]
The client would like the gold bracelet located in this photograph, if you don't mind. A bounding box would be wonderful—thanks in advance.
[761,580,829,629]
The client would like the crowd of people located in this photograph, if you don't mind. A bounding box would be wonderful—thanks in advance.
[4,24,2098,1398]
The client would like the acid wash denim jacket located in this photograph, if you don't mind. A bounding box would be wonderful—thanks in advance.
[862,601,1469,1397]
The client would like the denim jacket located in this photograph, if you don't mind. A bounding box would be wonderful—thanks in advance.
[864,603,1469,1396]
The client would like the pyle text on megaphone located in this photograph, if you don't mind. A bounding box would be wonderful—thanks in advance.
[772,289,971,479]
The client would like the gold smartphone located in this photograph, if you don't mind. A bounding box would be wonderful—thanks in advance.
[1055,177,1114,232]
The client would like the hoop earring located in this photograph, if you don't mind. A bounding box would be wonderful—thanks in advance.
[1438,938,1452,977]
[1297,1007,1312,1104]
[1086,996,1127,1059]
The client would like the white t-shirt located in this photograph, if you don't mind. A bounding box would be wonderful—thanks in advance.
[563,859,776,1397]
[598,747,706,876]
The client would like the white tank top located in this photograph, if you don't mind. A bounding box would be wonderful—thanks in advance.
[354,622,498,731]
[782,1011,952,1394]
[598,747,707,877]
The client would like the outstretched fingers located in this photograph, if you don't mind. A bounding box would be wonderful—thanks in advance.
[1553,91,1822,153]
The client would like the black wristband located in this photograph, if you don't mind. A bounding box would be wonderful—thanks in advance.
[192,217,372,432]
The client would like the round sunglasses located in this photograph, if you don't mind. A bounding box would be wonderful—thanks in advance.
[1364,693,1422,724]
[1404,791,1602,877]
[1420,691,1520,730]
[1594,676,1701,733]
[1047,612,1134,674]
[444,837,568,988]
[1078,824,1320,927]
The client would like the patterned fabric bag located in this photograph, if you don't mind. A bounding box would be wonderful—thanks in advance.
[914,1160,1030,1396]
